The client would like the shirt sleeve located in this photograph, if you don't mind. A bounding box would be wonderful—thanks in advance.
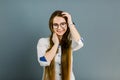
[37,38,50,66]
[72,37,84,51]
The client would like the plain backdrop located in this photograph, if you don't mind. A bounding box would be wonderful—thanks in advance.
[0,0,120,80]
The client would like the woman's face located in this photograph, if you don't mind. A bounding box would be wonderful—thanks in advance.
[52,16,67,37]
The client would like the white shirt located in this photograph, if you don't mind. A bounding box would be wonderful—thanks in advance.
[37,37,83,80]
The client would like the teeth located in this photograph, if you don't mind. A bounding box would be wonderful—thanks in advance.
[58,31,62,32]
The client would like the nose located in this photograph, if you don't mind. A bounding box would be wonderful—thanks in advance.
[57,25,62,29]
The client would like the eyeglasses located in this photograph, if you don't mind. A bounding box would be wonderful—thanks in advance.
[53,22,67,29]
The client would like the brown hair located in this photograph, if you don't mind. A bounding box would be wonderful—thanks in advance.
[43,10,72,80]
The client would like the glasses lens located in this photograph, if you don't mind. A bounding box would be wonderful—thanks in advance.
[60,22,66,28]
[53,22,66,29]
[53,23,58,28]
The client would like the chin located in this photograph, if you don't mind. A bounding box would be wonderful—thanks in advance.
[57,34,63,36]
[56,32,65,36]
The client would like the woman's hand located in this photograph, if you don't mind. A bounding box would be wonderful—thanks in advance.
[62,12,73,25]
[52,33,59,45]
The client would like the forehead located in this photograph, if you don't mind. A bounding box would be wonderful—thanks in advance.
[53,16,66,23]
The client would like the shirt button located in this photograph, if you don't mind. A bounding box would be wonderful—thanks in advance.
[59,73,61,76]
[58,55,61,57]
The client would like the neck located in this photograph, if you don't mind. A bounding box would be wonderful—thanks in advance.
[58,35,62,42]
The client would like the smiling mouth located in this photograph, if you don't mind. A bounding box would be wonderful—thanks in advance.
[57,30,64,33]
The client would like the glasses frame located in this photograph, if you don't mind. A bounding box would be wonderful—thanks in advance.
[52,22,67,29]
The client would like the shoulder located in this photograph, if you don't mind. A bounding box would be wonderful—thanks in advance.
[38,37,49,42]
[38,37,49,44]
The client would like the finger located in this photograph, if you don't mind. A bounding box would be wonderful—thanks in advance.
[62,12,67,15]
[62,12,69,15]
[52,33,56,37]
[53,33,57,37]
[61,13,66,16]
[53,32,56,35]
[62,12,67,14]
[62,13,67,17]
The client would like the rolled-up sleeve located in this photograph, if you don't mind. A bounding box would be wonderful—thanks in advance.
[72,37,84,51]
[37,38,50,66]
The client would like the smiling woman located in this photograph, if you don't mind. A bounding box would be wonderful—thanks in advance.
[52,16,68,39]
[37,10,84,80]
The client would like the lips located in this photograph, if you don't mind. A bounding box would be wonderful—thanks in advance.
[54,28,66,36]
[57,30,64,32]
[57,30,64,33]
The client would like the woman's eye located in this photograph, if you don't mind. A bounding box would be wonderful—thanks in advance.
[61,22,66,26]
[53,24,58,26]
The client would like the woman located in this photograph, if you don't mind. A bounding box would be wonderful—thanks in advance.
[37,10,84,80]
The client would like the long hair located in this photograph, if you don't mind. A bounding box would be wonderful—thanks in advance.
[43,10,72,80]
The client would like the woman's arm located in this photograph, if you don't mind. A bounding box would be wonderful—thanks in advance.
[44,43,58,63]
[69,23,81,41]
[62,12,82,41]
[37,33,59,66]
[62,12,84,50]
[40,33,59,66]
[45,33,59,62]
